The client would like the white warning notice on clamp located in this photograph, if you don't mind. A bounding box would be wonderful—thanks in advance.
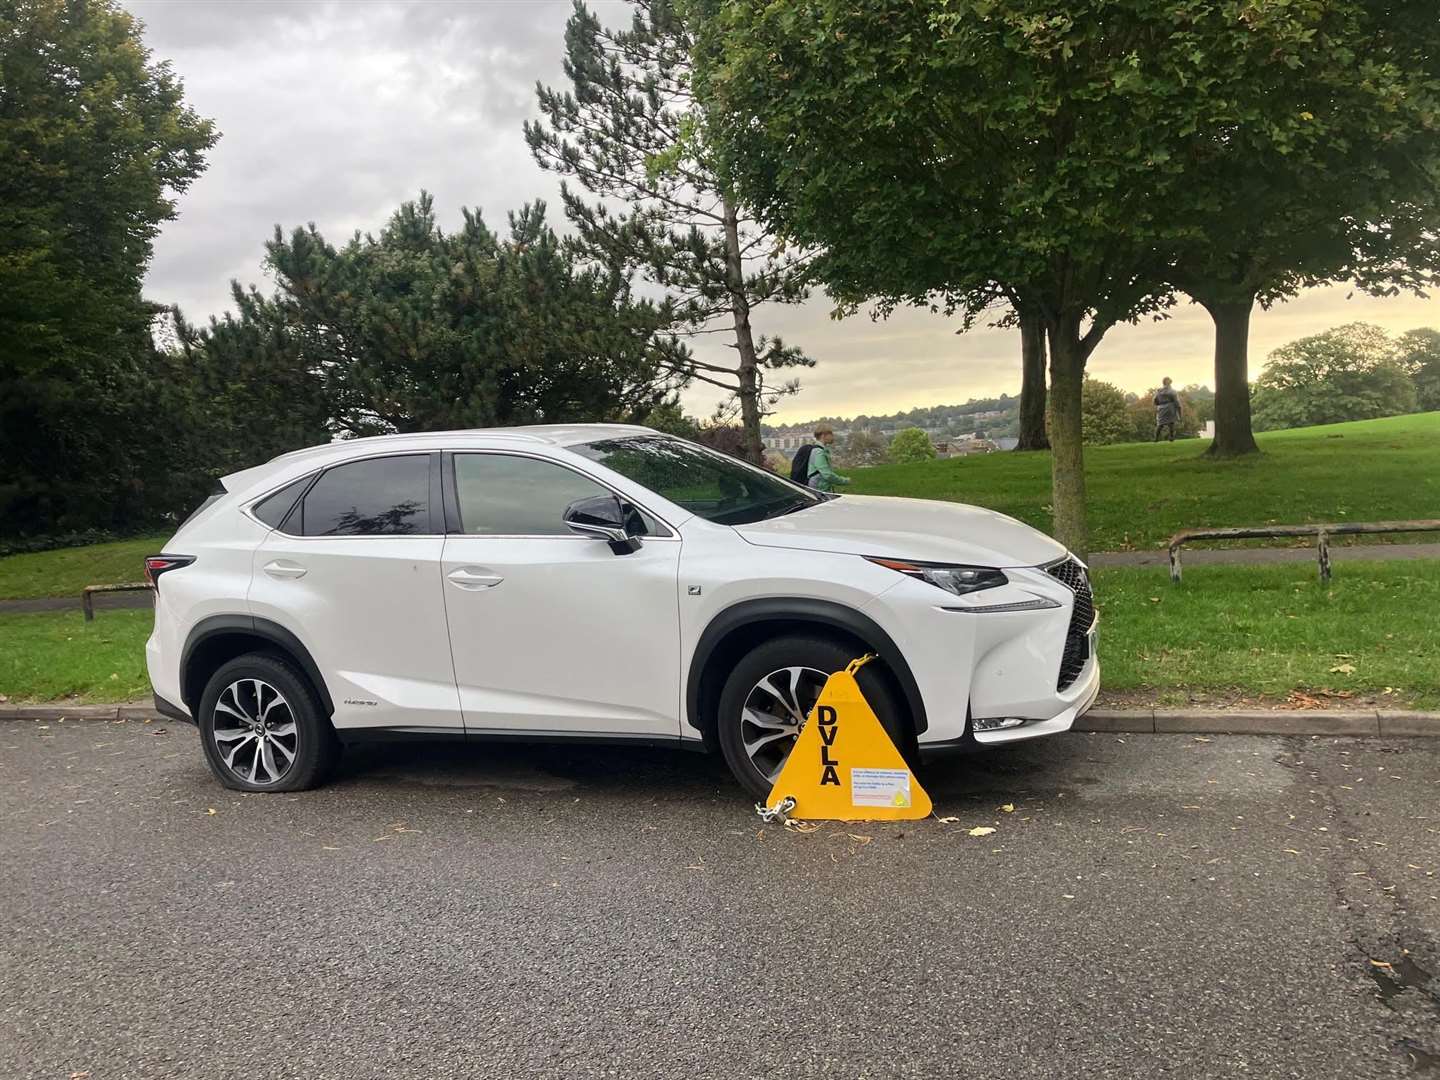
[850,767,913,808]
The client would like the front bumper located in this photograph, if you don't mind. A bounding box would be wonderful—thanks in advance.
[866,556,1099,747]
[970,650,1099,746]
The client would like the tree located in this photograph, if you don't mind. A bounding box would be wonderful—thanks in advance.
[262,195,689,435]
[1163,2,1440,456]
[696,0,1440,550]
[1015,305,1049,451]
[838,428,888,468]
[1080,380,1133,446]
[1251,323,1417,431]
[888,428,937,465]
[640,400,701,439]
[700,2,1276,553]
[164,288,331,514]
[1398,328,1440,413]
[0,0,216,537]
[526,0,813,464]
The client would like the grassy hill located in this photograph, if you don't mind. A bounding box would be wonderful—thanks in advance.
[847,412,1440,551]
[0,535,165,601]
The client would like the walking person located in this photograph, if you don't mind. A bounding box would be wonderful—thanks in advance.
[806,425,850,492]
[1153,377,1181,442]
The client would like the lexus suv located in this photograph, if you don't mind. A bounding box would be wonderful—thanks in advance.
[146,425,1098,798]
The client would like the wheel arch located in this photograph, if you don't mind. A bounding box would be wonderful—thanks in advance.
[685,597,927,747]
[181,615,334,717]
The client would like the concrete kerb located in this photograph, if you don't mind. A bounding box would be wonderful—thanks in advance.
[2,702,1437,736]
[1078,707,1440,737]
[0,704,162,723]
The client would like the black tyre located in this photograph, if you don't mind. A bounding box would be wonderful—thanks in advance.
[197,652,340,792]
[716,635,911,800]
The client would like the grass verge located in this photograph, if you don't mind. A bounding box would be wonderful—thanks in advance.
[847,412,1440,551]
[0,535,166,601]
[2,561,1436,710]
[0,610,152,703]
[1093,560,1440,709]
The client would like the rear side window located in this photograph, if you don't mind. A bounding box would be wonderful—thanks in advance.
[298,456,430,537]
[252,474,314,530]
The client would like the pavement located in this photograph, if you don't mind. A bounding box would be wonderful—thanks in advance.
[3,719,1438,1079]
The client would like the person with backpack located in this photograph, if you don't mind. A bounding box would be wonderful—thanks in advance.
[790,424,850,492]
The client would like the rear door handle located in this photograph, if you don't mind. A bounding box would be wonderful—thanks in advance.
[447,567,503,590]
[263,560,307,580]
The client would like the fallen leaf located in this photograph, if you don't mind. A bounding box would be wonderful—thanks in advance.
[847,833,873,844]
[936,815,960,824]
[968,826,997,837]
[1283,848,1302,855]
[998,803,1015,813]
[784,820,820,833]
[1329,663,1355,675]
[205,808,217,816]
[1370,959,1393,970]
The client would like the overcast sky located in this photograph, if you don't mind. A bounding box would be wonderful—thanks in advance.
[128,0,1440,425]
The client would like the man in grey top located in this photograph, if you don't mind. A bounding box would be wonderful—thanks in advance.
[1153,377,1181,442]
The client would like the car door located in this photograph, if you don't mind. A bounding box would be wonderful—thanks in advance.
[439,449,682,737]
[247,451,463,733]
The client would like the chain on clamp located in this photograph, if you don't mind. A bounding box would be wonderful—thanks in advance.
[755,795,796,824]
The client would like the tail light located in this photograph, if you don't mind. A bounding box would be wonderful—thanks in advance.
[144,555,196,590]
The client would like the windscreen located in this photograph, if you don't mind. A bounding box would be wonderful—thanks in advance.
[569,436,821,526]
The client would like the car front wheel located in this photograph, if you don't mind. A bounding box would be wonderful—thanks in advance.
[716,635,911,800]
[197,653,339,792]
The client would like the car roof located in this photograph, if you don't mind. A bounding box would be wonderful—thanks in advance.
[221,424,656,497]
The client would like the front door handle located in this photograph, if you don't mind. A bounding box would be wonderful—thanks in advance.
[447,567,504,590]
[263,560,307,580]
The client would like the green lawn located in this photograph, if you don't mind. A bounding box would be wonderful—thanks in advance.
[2,561,1435,708]
[0,609,152,703]
[847,412,1440,552]
[1094,560,1440,709]
[0,535,166,601]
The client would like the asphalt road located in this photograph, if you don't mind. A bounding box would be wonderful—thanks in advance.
[2,721,1438,1080]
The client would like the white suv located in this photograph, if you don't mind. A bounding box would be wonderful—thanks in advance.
[146,425,1098,798]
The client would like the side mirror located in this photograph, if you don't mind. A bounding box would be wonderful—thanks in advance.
[564,494,642,555]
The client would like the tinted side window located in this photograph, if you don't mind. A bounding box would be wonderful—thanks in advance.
[454,454,657,536]
[300,456,430,537]
[252,474,313,530]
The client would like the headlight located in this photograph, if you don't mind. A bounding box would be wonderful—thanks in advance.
[867,557,1008,596]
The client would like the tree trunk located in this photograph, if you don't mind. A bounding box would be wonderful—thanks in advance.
[722,198,765,464]
[1202,296,1260,457]
[1016,307,1049,450]
[1046,315,1089,558]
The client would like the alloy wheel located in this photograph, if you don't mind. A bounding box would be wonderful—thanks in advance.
[739,665,828,784]
[211,678,298,786]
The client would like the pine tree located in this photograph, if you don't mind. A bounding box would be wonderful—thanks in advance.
[526,0,812,463]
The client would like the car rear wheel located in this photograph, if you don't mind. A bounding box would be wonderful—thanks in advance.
[197,653,339,792]
[716,635,911,800]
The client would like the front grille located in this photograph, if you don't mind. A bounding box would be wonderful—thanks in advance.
[1045,557,1095,691]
